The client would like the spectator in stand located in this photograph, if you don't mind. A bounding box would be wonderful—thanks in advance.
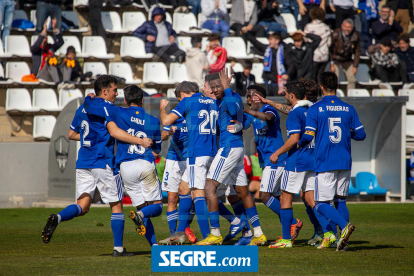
[297,0,326,29]
[27,18,63,83]
[186,36,208,89]
[245,32,288,96]
[133,7,185,63]
[58,46,92,88]
[371,38,407,86]
[330,18,360,91]
[282,0,299,22]
[369,4,403,54]
[0,0,15,48]
[257,0,287,35]
[229,0,265,40]
[231,60,256,96]
[358,0,378,55]
[330,0,354,29]
[201,0,230,40]
[395,34,414,84]
[205,33,227,74]
[89,0,106,41]
[282,30,321,80]
[187,0,201,16]
[304,7,331,81]
[35,0,62,34]
[171,0,191,13]
[387,0,414,34]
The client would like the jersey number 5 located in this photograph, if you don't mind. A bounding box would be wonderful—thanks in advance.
[328,117,342,143]
[127,128,147,154]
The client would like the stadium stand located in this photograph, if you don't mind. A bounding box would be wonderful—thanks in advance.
[109,62,142,84]
[58,89,83,109]
[169,63,187,83]
[32,89,62,112]
[398,90,414,111]
[348,89,371,97]
[83,62,108,77]
[5,35,31,57]
[82,36,115,59]
[222,37,254,59]
[120,36,154,59]
[122,12,147,32]
[6,62,36,84]
[6,88,40,113]
[101,11,128,34]
[33,115,56,140]
[356,172,388,196]
[143,62,174,85]
[372,89,395,97]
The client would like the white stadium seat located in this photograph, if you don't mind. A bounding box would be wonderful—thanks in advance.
[251,63,264,84]
[143,88,158,95]
[173,13,211,34]
[372,89,395,97]
[226,62,243,73]
[83,62,107,77]
[177,36,192,52]
[55,36,83,56]
[84,88,95,97]
[5,35,31,57]
[59,89,83,108]
[407,115,414,137]
[73,0,88,7]
[336,89,346,97]
[348,89,370,97]
[398,89,414,111]
[280,13,297,33]
[117,89,125,99]
[122,11,147,32]
[6,62,37,84]
[61,11,88,33]
[33,115,57,139]
[0,64,12,84]
[109,62,142,84]
[356,64,380,86]
[32,89,61,112]
[169,63,187,83]
[30,35,54,46]
[0,41,11,58]
[101,11,127,33]
[143,62,174,85]
[120,36,153,59]
[222,37,254,59]
[167,88,176,98]
[82,36,115,59]
[6,88,40,112]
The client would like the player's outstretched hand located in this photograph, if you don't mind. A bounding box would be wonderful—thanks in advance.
[270,152,279,164]
[227,120,242,133]
[219,67,230,90]
[141,138,153,148]
[160,99,169,110]
[253,93,268,104]
[87,93,95,99]
[169,126,176,135]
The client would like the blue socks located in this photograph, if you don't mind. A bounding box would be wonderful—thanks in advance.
[140,203,163,218]
[314,207,332,234]
[231,200,250,231]
[314,202,347,230]
[209,211,220,228]
[334,197,349,224]
[58,204,82,223]
[143,218,157,246]
[176,194,192,232]
[186,207,195,228]
[265,196,281,218]
[167,209,178,235]
[245,206,261,228]
[281,208,293,240]
[218,200,235,223]
[303,200,322,234]
[194,197,210,239]
[111,213,125,248]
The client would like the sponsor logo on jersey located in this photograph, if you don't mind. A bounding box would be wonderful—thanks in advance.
[55,136,69,173]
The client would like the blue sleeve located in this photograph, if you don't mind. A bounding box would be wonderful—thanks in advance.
[103,105,119,123]
[223,88,241,116]
[70,109,80,132]
[171,98,187,118]
[84,96,107,118]
[351,128,366,141]
[242,113,252,130]
[262,105,278,123]
[286,111,302,135]
[152,119,162,154]
[305,105,318,133]
[298,132,314,148]
[132,22,149,41]
[163,125,171,131]
[351,107,364,133]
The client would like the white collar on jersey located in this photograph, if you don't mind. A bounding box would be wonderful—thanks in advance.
[292,100,314,110]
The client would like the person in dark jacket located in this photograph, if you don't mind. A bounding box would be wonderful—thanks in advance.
[35,0,62,34]
[257,0,287,35]
[386,0,414,34]
[245,32,289,96]
[231,60,256,96]
[282,30,322,80]
[31,18,63,82]
[89,0,106,41]
[395,34,414,83]
[132,7,185,63]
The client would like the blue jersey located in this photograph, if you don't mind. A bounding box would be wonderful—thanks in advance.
[163,117,188,161]
[216,88,244,155]
[244,104,286,168]
[172,93,218,158]
[104,105,161,165]
[70,104,115,169]
[305,95,364,173]
[285,104,315,172]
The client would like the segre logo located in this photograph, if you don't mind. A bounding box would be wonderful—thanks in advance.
[152,246,258,272]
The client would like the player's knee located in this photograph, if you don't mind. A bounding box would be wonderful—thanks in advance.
[80,206,90,216]
[168,194,178,206]
[259,191,270,203]
[226,194,239,204]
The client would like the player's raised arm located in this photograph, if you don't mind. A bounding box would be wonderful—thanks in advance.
[160,99,180,126]
[244,107,275,122]
[83,94,108,118]
[298,105,318,148]
[253,93,292,115]
[161,125,176,141]
[106,121,153,148]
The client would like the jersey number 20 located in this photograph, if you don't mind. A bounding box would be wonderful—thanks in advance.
[199,110,218,134]
[329,118,342,143]
[127,128,147,154]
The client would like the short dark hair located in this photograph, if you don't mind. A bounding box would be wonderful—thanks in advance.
[191,36,202,47]
[66,46,76,55]
[285,81,306,100]
[176,81,195,96]
[190,81,199,92]
[208,34,220,42]
[247,84,266,98]
[207,73,220,84]
[268,32,281,41]
[398,33,410,44]
[94,75,118,96]
[298,78,319,103]
[309,7,325,21]
[381,4,391,10]
[243,60,253,69]
[318,72,338,92]
[124,85,144,106]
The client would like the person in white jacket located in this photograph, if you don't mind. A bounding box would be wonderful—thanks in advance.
[201,0,230,40]
[304,7,332,81]
[186,36,209,89]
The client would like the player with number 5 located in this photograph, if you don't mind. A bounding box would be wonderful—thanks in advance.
[297,72,366,251]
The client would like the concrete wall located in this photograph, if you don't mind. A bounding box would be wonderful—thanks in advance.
[0,142,49,208]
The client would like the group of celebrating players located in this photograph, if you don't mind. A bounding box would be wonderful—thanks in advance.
[41,67,366,256]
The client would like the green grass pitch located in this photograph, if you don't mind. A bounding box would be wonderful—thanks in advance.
[1,203,414,275]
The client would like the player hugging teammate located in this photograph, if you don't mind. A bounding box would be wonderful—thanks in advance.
[42,71,365,253]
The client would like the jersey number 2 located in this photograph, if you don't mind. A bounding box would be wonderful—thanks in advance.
[127,128,147,154]
[329,118,342,143]
[81,120,91,147]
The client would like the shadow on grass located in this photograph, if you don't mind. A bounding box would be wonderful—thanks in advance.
[347,241,404,251]
[99,251,151,257]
